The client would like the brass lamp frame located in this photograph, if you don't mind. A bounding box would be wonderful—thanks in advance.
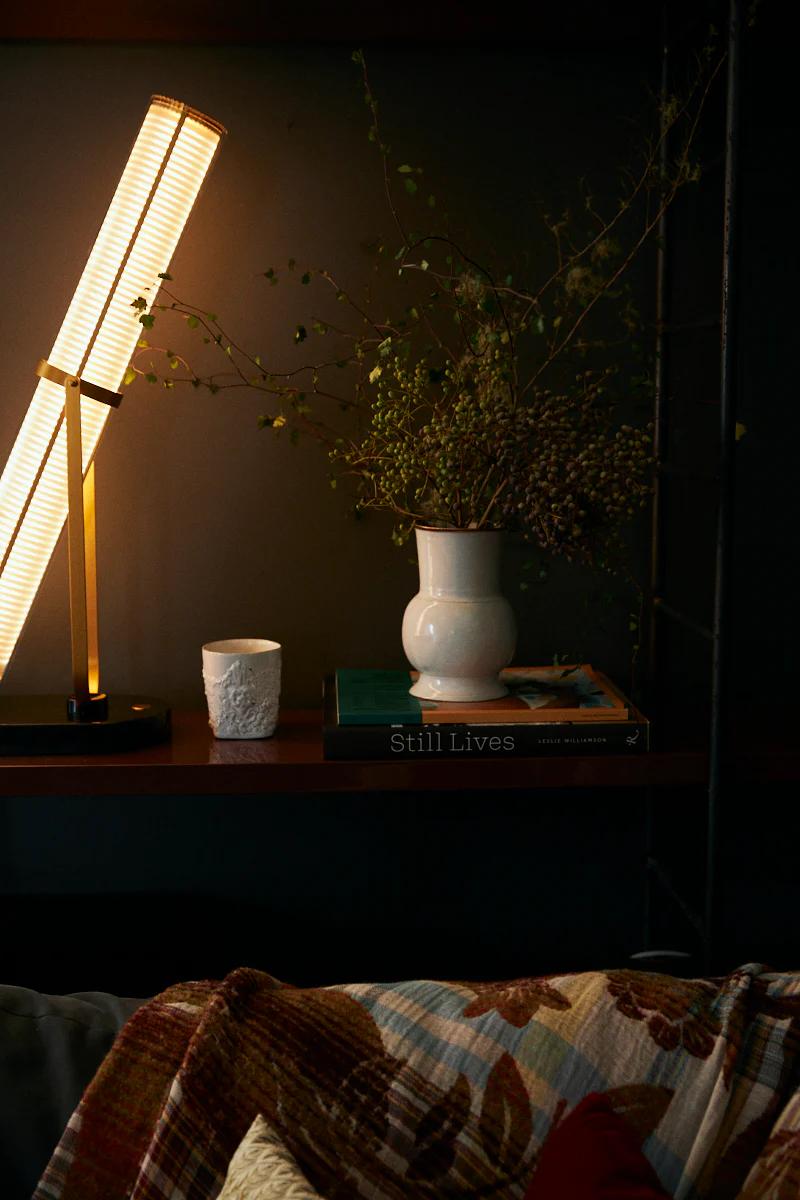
[35,359,122,718]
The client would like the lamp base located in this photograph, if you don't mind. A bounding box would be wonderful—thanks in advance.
[0,695,170,755]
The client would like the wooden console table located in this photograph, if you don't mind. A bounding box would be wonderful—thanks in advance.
[0,700,796,796]
[2,708,786,796]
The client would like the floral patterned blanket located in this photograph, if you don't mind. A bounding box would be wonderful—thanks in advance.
[34,963,800,1200]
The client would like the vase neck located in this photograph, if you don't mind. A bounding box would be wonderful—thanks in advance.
[415,528,503,597]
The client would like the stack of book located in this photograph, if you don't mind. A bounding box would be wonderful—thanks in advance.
[323,665,649,760]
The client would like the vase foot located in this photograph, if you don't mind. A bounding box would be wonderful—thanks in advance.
[409,673,509,702]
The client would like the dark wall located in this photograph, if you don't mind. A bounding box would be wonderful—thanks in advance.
[2,778,796,997]
[0,38,655,709]
[1,6,797,998]
[651,1,798,736]
[1,788,646,994]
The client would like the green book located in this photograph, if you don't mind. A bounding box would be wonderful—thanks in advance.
[334,665,628,726]
[335,669,424,725]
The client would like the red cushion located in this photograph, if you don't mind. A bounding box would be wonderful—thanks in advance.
[524,1093,671,1200]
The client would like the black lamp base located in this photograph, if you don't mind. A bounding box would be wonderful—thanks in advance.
[0,695,171,755]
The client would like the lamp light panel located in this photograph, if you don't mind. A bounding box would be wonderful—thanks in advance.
[0,96,224,681]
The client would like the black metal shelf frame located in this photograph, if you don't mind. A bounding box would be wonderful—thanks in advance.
[643,0,742,973]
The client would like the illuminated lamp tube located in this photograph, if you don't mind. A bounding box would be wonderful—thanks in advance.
[0,97,224,711]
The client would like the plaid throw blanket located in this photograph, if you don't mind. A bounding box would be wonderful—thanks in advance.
[34,964,800,1200]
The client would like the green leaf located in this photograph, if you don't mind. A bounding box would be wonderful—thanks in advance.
[157,271,173,280]
[535,315,545,334]
[169,357,179,370]
[404,177,418,196]
[397,164,414,174]
[301,272,311,285]
[427,194,436,208]
[137,338,149,348]
[312,321,327,335]
[123,366,137,386]
[264,267,275,279]
[130,296,147,311]
[139,314,155,329]
[420,259,429,271]
[288,257,296,270]
[145,372,157,384]
[186,314,199,329]
[294,324,307,344]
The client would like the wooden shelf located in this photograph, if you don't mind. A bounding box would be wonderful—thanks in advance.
[1,708,797,795]
[0,708,722,795]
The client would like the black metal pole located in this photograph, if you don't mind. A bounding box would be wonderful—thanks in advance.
[643,8,671,958]
[648,8,671,723]
[706,0,742,973]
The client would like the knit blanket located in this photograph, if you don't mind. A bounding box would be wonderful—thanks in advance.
[34,964,800,1200]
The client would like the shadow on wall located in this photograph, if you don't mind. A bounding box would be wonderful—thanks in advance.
[0,41,654,707]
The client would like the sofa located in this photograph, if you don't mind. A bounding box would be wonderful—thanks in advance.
[0,986,143,1199]
[8,963,800,1199]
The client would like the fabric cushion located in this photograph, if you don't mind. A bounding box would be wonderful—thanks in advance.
[737,1088,800,1198]
[524,1092,671,1199]
[218,1114,322,1199]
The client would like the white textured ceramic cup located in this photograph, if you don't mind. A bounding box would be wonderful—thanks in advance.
[202,639,281,739]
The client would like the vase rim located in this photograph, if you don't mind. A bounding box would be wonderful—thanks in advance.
[415,524,505,534]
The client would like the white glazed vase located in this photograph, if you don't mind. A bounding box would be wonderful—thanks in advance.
[401,527,517,701]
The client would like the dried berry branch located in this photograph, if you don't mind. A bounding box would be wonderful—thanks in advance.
[127,36,724,564]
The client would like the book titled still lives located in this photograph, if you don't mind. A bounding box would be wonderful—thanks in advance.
[323,668,650,760]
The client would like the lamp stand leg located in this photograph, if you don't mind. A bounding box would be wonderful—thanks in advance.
[84,462,100,696]
[64,377,106,719]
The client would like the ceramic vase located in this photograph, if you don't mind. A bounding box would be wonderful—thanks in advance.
[401,527,517,701]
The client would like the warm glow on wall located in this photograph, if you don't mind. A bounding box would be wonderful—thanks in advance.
[0,96,224,682]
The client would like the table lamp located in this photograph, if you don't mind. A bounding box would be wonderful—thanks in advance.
[0,96,225,753]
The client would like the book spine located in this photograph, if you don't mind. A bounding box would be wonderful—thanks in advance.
[323,721,649,760]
